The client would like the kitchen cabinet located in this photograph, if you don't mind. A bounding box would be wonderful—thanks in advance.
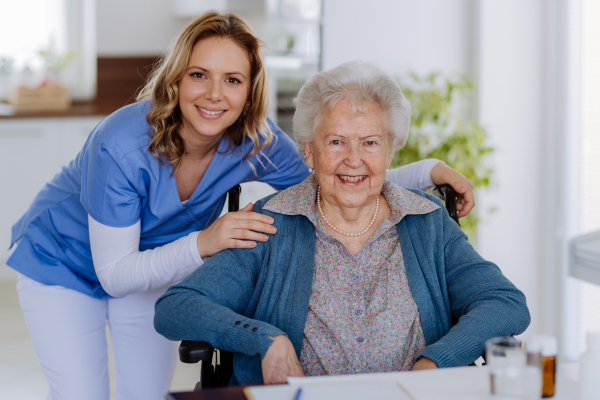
[0,116,105,279]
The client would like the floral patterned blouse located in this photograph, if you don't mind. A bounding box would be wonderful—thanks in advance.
[263,175,440,376]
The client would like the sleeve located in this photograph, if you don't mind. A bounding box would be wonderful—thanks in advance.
[80,138,141,228]
[417,209,531,367]
[89,216,204,297]
[154,223,286,359]
[256,119,311,190]
[386,159,440,190]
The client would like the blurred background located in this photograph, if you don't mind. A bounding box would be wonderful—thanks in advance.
[0,0,599,398]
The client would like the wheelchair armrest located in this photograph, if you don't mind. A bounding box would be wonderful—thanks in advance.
[179,340,214,364]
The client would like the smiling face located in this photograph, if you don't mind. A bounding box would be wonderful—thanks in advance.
[305,100,393,210]
[178,37,251,142]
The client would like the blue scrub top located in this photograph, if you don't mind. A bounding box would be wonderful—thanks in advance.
[8,101,310,299]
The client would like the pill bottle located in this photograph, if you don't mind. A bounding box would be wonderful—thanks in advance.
[579,332,600,400]
[540,336,557,398]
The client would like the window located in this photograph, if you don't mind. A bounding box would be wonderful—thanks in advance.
[0,0,95,99]
[563,0,600,359]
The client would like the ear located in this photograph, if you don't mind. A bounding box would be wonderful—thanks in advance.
[304,142,315,170]
[386,148,394,169]
[385,133,394,168]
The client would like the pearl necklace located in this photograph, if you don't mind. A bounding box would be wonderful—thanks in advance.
[317,186,379,237]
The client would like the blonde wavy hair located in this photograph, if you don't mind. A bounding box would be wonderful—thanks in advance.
[137,11,273,172]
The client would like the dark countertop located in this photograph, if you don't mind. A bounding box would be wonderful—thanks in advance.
[0,97,133,119]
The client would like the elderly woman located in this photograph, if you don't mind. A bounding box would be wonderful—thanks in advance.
[154,61,530,385]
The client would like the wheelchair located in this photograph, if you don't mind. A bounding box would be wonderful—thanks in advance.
[179,183,461,390]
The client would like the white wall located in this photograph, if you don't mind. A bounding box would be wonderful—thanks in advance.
[96,0,188,56]
[476,0,544,337]
[96,1,268,56]
[323,0,474,76]
[98,0,475,72]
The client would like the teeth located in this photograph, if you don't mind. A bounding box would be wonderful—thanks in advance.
[198,106,225,116]
[339,175,366,183]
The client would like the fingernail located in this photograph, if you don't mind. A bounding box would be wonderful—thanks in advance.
[270,227,277,233]
[460,184,467,192]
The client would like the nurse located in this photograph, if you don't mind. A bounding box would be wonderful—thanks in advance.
[8,11,474,400]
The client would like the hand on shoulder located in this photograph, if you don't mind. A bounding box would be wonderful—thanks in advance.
[196,202,277,257]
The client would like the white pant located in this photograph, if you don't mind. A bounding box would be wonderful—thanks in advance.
[17,273,178,400]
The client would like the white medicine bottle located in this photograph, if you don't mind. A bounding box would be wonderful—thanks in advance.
[579,332,600,400]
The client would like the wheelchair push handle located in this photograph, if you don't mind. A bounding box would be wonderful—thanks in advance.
[435,184,460,226]
[228,185,242,213]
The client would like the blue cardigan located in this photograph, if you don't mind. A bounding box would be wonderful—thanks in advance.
[154,189,530,385]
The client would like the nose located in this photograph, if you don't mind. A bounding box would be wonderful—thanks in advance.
[345,142,363,168]
[205,79,223,102]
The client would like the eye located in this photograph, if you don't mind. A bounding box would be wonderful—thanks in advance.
[366,140,376,146]
[226,77,241,84]
[190,72,206,79]
[331,140,341,145]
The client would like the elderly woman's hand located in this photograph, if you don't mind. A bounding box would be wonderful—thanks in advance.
[261,335,304,384]
[412,357,439,371]
[430,162,475,218]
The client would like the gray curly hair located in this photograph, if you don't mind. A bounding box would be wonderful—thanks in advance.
[292,61,412,157]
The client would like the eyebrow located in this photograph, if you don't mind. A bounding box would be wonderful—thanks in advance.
[324,132,384,140]
[187,66,247,80]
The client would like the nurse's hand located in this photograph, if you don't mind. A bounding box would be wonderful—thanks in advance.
[430,161,475,218]
[196,202,277,257]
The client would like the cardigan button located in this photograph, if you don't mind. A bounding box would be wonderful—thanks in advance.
[252,327,258,332]
[235,321,241,325]
[355,309,362,315]
[243,324,249,328]
[356,336,364,343]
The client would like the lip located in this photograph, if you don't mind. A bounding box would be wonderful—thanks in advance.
[195,105,227,120]
[337,175,368,185]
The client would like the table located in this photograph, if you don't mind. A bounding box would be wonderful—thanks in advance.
[168,386,246,400]
[167,365,580,400]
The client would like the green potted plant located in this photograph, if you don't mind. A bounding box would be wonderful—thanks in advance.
[392,72,494,242]
[38,39,75,86]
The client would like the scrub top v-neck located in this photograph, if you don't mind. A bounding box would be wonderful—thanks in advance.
[8,101,310,299]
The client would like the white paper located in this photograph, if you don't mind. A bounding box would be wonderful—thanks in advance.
[397,367,490,400]
[302,382,410,400]
[245,382,410,400]
[244,385,298,400]
[288,366,491,400]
